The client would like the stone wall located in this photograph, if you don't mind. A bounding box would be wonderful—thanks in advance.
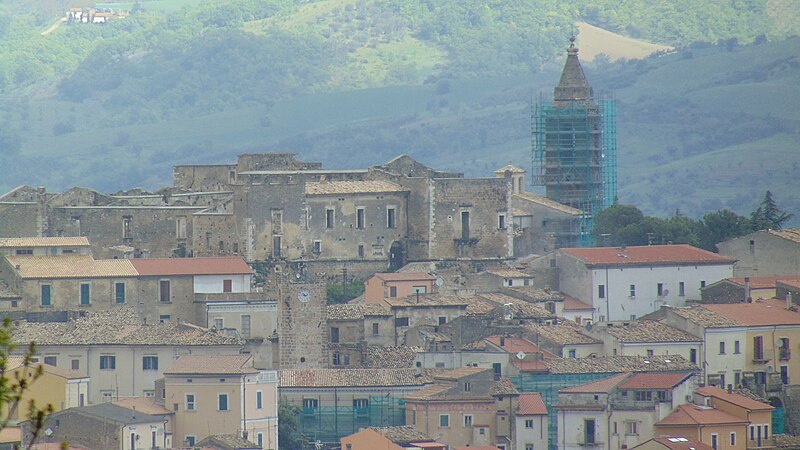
[718,231,800,277]
[173,164,237,191]
[25,410,121,450]
[701,282,746,304]
[278,282,328,369]
[0,203,38,237]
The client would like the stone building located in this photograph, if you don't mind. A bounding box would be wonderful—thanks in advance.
[717,228,800,277]
[277,281,328,369]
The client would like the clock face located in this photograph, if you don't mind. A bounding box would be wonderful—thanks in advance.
[298,289,311,303]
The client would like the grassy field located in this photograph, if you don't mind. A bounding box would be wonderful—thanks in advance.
[576,21,674,62]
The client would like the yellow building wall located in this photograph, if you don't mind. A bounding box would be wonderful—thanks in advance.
[2,366,69,421]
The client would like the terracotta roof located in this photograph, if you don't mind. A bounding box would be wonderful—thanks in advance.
[492,378,520,396]
[524,321,601,345]
[305,180,407,195]
[546,354,697,374]
[384,294,467,308]
[779,279,800,290]
[700,299,800,326]
[478,294,554,318]
[327,303,391,320]
[372,272,436,282]
[197,434,261,450]
[0,237,90,247]
[656,404,747,426]
[6,255,137,279]
[362,346,422,369]
[721,275,800,289]
[113,397,173,415]
[454,446,502,450]
[371,426,434,445]
[130,257,252,276]
[773,434,800,449]
[461,295,500,315]
[279,368,433,387]
[518,392,548,415]
[768,228,800,244]
[512,360,550,372]
[563,295,594,311]
[494,165,526,174]
[13,307,241,346]
[561,373,630,393]
[619,372,693,390]
[695,386,773,411]
[165,354,257,375]
[669,306,741,328]
[404,383,454,400]
[562,244,734,266]
[433,366,490,381]
[485,336,557,358]
[642,437,715,450]
[605,321,701,343]
[513,192,583,215]
[485,268,532,278]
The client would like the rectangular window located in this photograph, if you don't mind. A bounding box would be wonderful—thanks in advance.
[629,284,636,298]
[387,207,396,229]
[358,244,365,258]
[122,216,132,239]
[256,391,263,409]
[720,341,726,355]
[351,398,368,410]
[41,285,51,306]
[273,236,282,258]
[411,409,416,425]
[313,240,322,254]
[218,394,228,411]
[657,283,664,296]
[356,207,365,229]
[701,280,706,288]
[526,445,534,450]
[730,432,736,446]
[625,421,638,435]
[679,281,685,296]
[79,283,90,305]
[439,414,450,427]
[598,285,605,298]
[413,285,427,294]
[331,327,340,343]
[159,280,170,303]
[753,335,765,361]
[498,213,506,230]
[635,391,652,401]
[326,208,335,228]
[438,316,446,325]
[100,355,116,370]
[395,317,409,327]
[257,433,263,448]
[272,210,283,234]
[389,286,397,297]
[711,433,718,450]
[159,315,170,324]
[525,419,534,429]
[16,249,33,255]
[302,398,318,410]
[461,211,470,239]
[568,349,577,358]
[43,356,57,366]
[186,436,196,446]
[186,394,196,411]
[115,282,125,304]
[372,323,379,335]
[241,315,251,339]
[214,318,224,330]
[223,279,232,293]
[690,348,697,364]
[176,216,187,239]
[584,419,596,444]
[142,356,158,370]
[71,359,79,371]
[464,414,473,427]
[734,340,740,354]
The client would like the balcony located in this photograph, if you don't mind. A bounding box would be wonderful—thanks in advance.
[752,353,770,364]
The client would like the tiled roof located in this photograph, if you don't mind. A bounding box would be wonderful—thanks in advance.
[563,295,594,311]
[494,165,526,174]
[619,373,693,390]
[560,373,631,393]
[773,434,800,449]
[433,366,489,381]
[72,403,166,425]
[130,257,252,276]
[165,354,257,375]
[670,306,741,328]
[461,295,499,315]
[371,426,434,445]
[327,303,391,320]
[0,237,90,247]
[372,272,436,282]
[197,434,261,450]
[779,279,800,290]
[646,437,715,450]
[695,386,773,411]
[513,192,583,215]
[279,368,433,387]
[404,383,454,400]
[501,286,563,301]
[701,299,800,326]
[605,321,701,343]
[518,392,548,415]
[768,228,800,244]
[13,307,241,346]
[479,294,554,319]
[362,346,422,369]
[113,397,172,415]
[721,275,800,289]
[524,321,601,345]
[562,244,734,266]
[305,180,407,195]
[656,404,747,426]
[485,336,557,358]
[546,354,697,374]
[485,268,532,278]
[6,255,137,279]
[512,360,549,372]
[454,446,503,450]
[492,378,520,396]
[384,294,467,307]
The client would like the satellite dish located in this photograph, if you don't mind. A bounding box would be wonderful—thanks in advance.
[435,277,444,287]
[45,428,53,437]
[516,351,526,360]
[663,289,670,296]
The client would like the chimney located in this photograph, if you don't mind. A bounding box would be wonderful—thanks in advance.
[787,291,793,310]
[744,277,750,303]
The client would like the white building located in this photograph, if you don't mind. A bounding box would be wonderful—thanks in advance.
[515,392,549,450]
[545,245,734,322]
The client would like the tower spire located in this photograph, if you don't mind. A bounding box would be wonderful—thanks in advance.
[554,36,593,103]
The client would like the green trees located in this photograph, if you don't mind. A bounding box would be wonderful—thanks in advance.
[750,190,794,231]
[278,399,305,450]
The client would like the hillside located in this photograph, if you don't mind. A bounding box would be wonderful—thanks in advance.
[0,0,798,224]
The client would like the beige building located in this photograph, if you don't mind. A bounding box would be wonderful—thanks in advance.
[2,357,89,421]
[0,236,91,257]
[514,393,549,450]
[163,354,278,449]
[12,307,243,403]
[364,272,437,304]
[717,228,800,277]
[341,426,447,450]
[589,320,703,363]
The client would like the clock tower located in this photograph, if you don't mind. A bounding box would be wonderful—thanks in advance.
[278,281,328,369]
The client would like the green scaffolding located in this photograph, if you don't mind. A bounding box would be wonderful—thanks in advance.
[299,395,407,445]
[509,372,620,450]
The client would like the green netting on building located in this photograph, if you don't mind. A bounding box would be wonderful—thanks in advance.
[299,395,407,445]
[509,373,621,450]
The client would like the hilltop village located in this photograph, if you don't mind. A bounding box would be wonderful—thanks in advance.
[1,43,800,450]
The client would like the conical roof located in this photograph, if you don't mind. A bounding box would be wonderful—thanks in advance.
[554,37,593,102]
